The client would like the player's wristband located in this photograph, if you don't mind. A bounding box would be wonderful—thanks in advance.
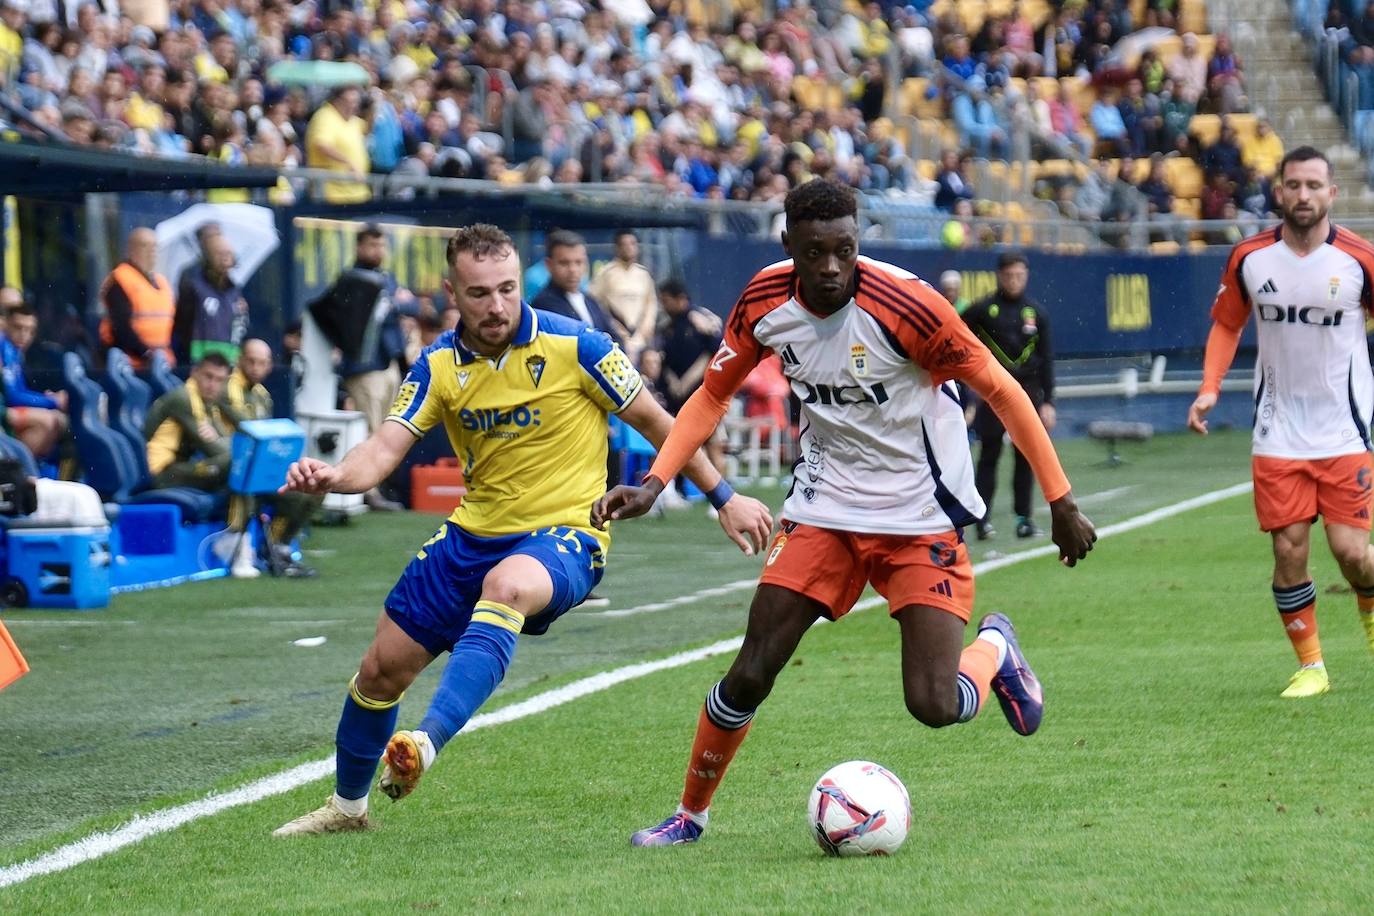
[706,480,734,510]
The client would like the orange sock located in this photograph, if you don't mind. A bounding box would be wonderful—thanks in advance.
[1353,582,1374,616]
[680,686,755,816]
[1274,581,1322,666]
[955,637,1000,722]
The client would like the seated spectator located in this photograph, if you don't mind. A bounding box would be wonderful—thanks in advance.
[1074,158,1115,222]
[223,339,318,578]
[1202,122,1245,183]
[1048,83,1092,157]
[942,34,977,83]
[1159,79,1196,154]
[1240,118,1284,176]
[1167,33,1208,106]
[174,231,249,364]
[950,78,1005,158]
[939,270,971,313]
[1235,165,1275,218]
[1206,33,1245,114]
[933,149,974,211]
[1118,78,1162,157]
[1200,171,1233,220]
[143,352,256,577]
[99,228,175,370]
[0,298,67,461]
[1090,90,1130,157]
[1139,155,1188,244]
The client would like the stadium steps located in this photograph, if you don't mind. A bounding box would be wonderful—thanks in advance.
[1210,0,1374,218]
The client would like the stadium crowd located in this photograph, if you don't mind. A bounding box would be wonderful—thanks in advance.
[0,0,1277,232]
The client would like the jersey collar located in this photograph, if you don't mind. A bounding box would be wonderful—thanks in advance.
[453,301,538,365]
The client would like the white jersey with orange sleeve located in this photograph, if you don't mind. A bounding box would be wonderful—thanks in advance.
[703,256,996,535]
[1211,225,1374,459]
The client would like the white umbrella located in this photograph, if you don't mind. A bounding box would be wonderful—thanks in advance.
[154,203,281,288]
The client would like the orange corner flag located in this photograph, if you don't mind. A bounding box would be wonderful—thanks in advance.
[0,619,29,690]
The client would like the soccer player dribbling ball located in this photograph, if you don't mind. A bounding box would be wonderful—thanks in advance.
[1188,146,1374,699]
[594,180,1097,847]
[272,225,772,836]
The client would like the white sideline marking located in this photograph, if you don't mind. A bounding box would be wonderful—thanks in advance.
[593,578,758,618]
[0,480,1254,890]
[1073,484,1138,507]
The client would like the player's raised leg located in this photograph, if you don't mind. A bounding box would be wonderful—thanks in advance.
[1270,521,1329,698]
[381,552,556,800]
[631,584,825,847]
[273,612,435,836]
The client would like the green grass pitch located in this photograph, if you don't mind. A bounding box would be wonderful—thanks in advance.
[4,430,1374,912]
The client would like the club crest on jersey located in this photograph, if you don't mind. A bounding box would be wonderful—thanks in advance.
[850,344,868,377]
[457,370,471,389]
[1329,276,1341,301]
[526,355,546,388]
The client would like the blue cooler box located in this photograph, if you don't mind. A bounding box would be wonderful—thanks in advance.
[4,525,111,609]
[230,419,306,494]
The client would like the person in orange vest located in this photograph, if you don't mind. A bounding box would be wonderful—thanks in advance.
[100,227,176,370]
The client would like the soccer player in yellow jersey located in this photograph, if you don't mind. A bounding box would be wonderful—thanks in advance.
[273,225,772,836]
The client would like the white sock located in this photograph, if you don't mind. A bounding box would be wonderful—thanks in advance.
[332,793,368,817]
[978,629,1009,667]
[413,730,437,770]
[676,804,708,828]
[1301,661,1326,670]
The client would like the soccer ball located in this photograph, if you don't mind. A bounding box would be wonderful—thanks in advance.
[807,760,911,857]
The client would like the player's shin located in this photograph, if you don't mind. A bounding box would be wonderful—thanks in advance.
[955,635,1001,722]
[679,681,757,822]
[1275,581,1322,666]
[335,674,403,808]
[416,600,523,751]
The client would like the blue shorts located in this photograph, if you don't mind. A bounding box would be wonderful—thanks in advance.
[385,521,605,655]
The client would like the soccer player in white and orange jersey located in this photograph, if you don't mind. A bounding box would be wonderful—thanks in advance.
[1189,146,1374,699]
[594,179,1097,847]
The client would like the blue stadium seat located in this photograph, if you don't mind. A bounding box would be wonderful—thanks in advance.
[104,348,152,459]
[63,352,220,521]
[0,430,37,478]
[147,349,183,401]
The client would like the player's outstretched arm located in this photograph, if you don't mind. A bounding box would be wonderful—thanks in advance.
[1188,322,1242,435]
[963,357,1096,566]
[597,388,772,554]
[279,421,415,496]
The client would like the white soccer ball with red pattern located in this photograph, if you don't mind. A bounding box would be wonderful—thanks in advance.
[807,760,911,857]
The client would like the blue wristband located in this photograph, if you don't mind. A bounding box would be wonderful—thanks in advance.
[706,480,734,510]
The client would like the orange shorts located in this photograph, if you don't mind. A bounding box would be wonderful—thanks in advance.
[758,520,975,622]
[1252,453,1374,532]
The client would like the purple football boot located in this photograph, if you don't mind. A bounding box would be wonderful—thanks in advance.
[978,612,1044,736]
[631,812,704,847]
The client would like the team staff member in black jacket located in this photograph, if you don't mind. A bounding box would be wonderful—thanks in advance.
[961,252,1056,540]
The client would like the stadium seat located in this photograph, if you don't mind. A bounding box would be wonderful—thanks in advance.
[147,350,183,401]
[1172,197,1203,218]
[1179,0,1209,36]
[63,352,220,521]
[1163,157,1204,198]
[1188,114,1222,147]
[900,78,942,120]
[1149,240,1182,254]
[1227,113,1258,143]
[0,431,37,478]
[104,348,152,459]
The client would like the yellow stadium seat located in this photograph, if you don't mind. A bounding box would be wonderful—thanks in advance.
[1172,197,1202,219]
[984,159,1009,182]
[900,78,943,120]
[1063,77,1094,117]
[1150,240,1182,255]
[1188,239,1211,252]
[1130,0,1147,24]
[917,159,938,182]
[1227,113,1258,143]
[1164,157,1204,199]
[1023,0,1053,28]
[1188,113,1222,147]
[1179,0,1208,35]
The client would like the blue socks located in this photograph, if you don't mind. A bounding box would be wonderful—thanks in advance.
[335,674,401,801]
[418,600,523,752]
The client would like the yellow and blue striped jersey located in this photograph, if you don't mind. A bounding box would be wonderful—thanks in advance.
[387,303,642,548]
